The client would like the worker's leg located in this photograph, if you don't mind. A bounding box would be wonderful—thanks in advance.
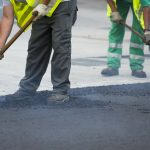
[50,0,77,94]
[102,0,130,76]
[129,6,146,78]
[46,0,77,103]
[108,0,131,68]
[19,17,52,94]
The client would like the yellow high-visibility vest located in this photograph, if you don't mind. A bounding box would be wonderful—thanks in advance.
[10,0,62,28]
[107,0,144,29]
[133,0,144,29]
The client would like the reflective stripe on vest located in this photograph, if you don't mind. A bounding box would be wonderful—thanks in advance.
[10,0,33,28]
[108,52,122,59]
[130,42,144,50]
[109,43,122,49]
[130,54,144,60]
[46,0,62,17]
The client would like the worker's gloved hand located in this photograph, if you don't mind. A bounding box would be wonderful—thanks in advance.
[33,4,48,21]
[111,11,122,23]
[144,31,150,45]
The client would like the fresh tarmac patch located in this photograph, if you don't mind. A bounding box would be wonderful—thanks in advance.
[0,83,150,109]
[0,83,150,150]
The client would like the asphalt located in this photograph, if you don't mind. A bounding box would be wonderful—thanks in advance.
[0,83,150,150]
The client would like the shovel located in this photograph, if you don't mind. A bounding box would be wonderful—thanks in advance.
[120,21,150,51]
[0,11,38,60]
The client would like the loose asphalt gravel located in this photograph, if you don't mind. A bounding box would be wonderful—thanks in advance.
[0,83,150,150]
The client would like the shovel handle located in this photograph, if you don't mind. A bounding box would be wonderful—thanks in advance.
[120,21,146,42]
[0,11,38,56]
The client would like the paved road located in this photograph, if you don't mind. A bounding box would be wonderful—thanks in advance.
[0,83,150,150]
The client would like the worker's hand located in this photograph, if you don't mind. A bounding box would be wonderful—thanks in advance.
[33,4,48,21]
[111,11,122,23]
[144,31,150,45]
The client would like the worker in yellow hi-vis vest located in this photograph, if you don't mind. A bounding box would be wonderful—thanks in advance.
[101,0,150,78]
[0,0,77,103]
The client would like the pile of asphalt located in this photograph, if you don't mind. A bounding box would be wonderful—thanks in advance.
[0,82,150,108]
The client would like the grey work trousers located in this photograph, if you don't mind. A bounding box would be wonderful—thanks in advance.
[19,0,77,94]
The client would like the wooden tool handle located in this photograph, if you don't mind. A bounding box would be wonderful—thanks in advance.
[0,11,38,56]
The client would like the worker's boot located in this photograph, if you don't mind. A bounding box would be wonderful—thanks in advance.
[5,90,35,102]
[101,67,119,76]
[131,70,147,78]
[47,91,69,104]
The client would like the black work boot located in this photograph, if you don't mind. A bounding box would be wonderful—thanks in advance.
[131,70,147,78]
[5,90,35,102]
[101,67,119,76]
[47,91,69,104]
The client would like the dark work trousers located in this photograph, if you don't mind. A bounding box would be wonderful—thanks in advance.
[19,0,77,94]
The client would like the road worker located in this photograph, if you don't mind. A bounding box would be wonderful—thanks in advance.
[101,0,150,78]
[0,0,77,103]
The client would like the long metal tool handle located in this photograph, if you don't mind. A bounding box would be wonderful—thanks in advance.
[0,11,38,56]
[120,21,146,42]
[120,21,150,51]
